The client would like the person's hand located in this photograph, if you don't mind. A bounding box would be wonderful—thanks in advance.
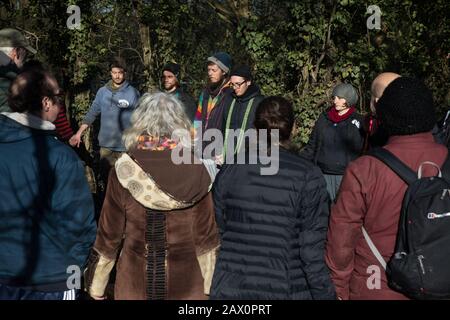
[69,134,81,147]
[90,294,106,300]
[214,154,224,166]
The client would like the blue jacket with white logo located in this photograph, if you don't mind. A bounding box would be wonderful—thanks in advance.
[83,80,140,151]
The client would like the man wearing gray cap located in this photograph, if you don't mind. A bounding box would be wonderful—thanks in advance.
[193,52,233,154]
[0,28,37,113]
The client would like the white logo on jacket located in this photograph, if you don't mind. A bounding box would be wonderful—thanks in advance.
[352,119,360,129]
[117,99,130,108]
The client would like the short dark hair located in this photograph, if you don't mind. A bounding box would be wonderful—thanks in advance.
[8,69,55,113]
[22,59,45,72]
[254,96,294,143]
[110,57,127,72]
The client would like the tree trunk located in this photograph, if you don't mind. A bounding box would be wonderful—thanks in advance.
[133,0,157,92]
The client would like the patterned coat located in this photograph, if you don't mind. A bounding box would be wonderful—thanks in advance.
[84,148,219,300]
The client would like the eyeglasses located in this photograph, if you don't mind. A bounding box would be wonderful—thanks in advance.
[230,80,247,89]
[50,92,65,105]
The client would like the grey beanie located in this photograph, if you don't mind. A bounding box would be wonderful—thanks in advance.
[332,83,359,107]
[207,52,232,74]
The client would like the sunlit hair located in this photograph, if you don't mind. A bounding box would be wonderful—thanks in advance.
[8,68,55,113]
[123,92,192,150]
[254,96,294,143]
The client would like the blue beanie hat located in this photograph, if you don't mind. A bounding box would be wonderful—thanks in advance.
[207,52,232,74]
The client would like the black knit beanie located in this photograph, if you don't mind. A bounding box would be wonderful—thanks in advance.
[230,65,253,81]
[162,62,180,80]
[376,77,435,136]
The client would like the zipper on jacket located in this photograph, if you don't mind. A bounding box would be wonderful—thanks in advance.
[417,255,426,275]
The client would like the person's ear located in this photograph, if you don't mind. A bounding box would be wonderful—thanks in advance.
[9,48,21,65]
[42,96,51,112]
[11,48,17,59]
[11,47,19,59]
[370,96,378,114]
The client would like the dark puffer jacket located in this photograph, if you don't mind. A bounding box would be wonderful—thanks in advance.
[210,148,336,300]
[301,111,365,175]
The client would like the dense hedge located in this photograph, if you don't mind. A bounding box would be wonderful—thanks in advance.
[1,0,449,145]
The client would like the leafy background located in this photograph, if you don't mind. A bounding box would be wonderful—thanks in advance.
[1,0,449,146]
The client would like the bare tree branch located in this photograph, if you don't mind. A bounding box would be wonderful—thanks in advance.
[311,2,336,84]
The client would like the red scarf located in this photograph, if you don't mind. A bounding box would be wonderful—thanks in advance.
[327,106,356,123]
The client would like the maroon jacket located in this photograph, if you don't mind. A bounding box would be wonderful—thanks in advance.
[326,132,448,300]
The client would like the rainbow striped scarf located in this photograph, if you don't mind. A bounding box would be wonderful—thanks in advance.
[193,81,231,135]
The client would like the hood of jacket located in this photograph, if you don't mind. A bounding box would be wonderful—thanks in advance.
[0,62,19,81]
[0,113,56,143]
[232,83,261,102]
[106,80,132,93]
[114,148,211,211]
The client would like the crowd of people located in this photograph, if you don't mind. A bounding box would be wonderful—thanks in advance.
[1,27,449,300]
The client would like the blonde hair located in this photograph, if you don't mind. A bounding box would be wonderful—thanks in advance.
[123,92,192,150]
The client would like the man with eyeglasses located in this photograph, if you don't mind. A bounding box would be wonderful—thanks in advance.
[21,59,76,144]
[220,65,264,161]
[0,28,37,113]
[0,68,96,300]
[161,62,196,122]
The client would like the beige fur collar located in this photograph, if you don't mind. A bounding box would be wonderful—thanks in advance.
[115,153,195,211]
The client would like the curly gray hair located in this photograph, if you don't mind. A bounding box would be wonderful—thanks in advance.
[123,92,192,150]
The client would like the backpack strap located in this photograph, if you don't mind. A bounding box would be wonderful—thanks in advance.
[364,147,450,270]
[368,147,417,185]
[440,151,450,180]
[362,227,387,270]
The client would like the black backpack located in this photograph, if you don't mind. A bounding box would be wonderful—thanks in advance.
[364,147,450,300]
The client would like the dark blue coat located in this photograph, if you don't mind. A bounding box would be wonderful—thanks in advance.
[210,148,336,299]
[0,115,96,290]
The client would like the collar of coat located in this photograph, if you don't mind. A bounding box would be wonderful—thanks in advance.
[1,112,55,131]
[115,153,196,211]
[232,83,261,102]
